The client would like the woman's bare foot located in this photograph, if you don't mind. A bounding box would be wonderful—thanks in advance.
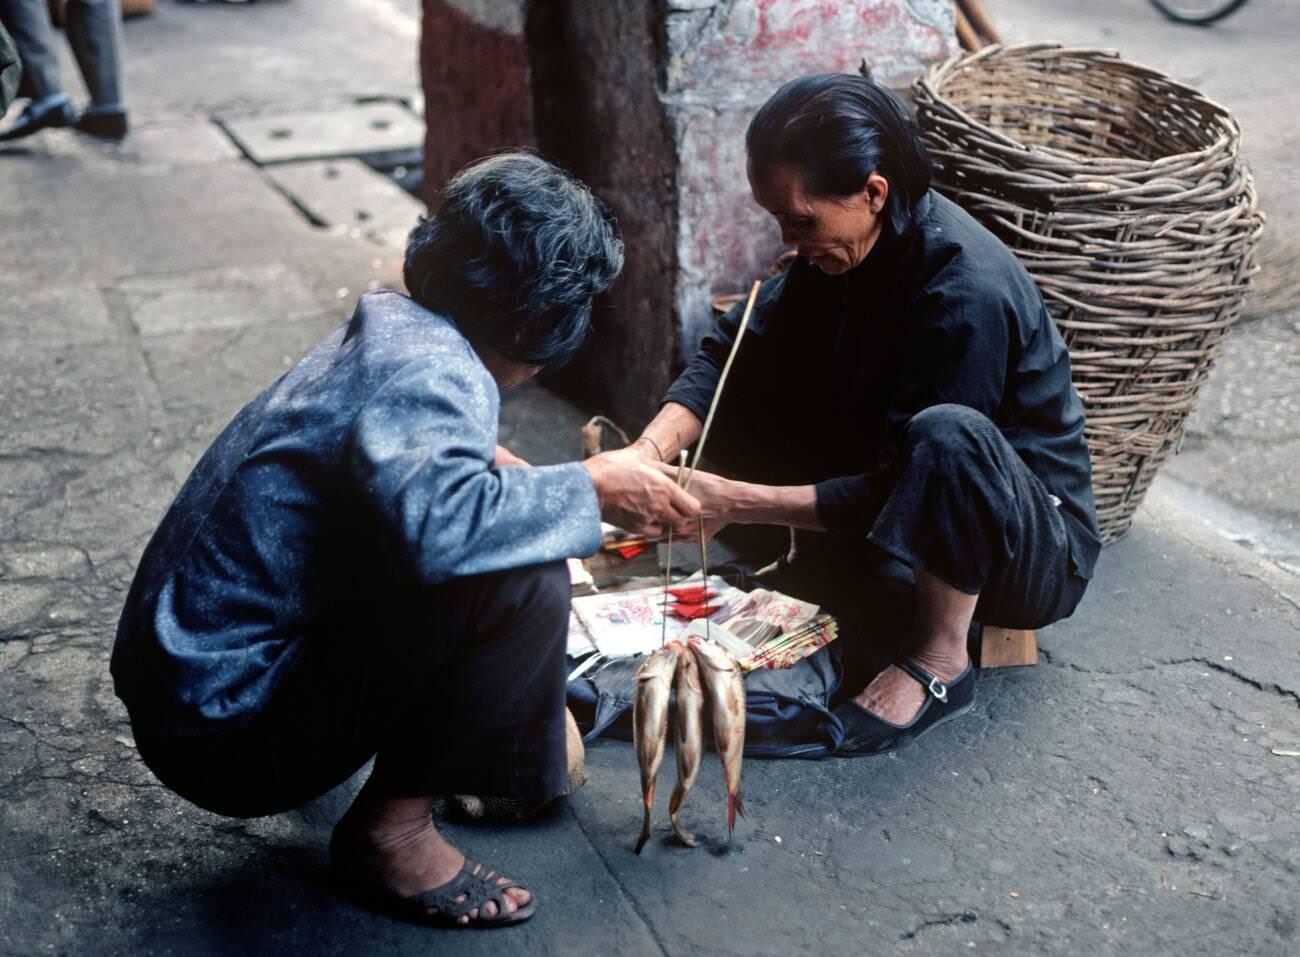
[332,790,531,924]
[850,567,976,725]
[851,651,970,725]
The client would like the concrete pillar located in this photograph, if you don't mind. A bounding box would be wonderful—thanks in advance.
[529,0,955,427]
[420,0,533,204]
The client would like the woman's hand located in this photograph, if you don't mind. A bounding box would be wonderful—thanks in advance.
[582,448,701,539]
[629,402,704,466]
[654,464,826,540]
[655,463,743,542]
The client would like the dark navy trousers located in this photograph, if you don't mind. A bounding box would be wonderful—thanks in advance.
[728,404,1089,687]
[135,561,573,818]
[869,403,1088,626]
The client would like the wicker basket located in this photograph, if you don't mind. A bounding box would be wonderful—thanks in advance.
[912,44,1263,544]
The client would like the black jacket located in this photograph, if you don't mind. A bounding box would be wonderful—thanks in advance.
[663,191,1102,579]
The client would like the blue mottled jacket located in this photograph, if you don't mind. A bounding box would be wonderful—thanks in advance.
[111,291,601,735]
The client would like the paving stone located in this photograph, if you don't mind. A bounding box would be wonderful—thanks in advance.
[0,284,115,346]
[0,159,342,285]
[219,103,424,165]
[0,544,91,580]
[265,159,424,250]
[120,263,322,336]
[0,340,149,458]
[117,118,242,167]
[0,583,52,633]
[139,313,341,417]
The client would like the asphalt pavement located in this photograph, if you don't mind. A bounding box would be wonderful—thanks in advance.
[0,2,1297,955]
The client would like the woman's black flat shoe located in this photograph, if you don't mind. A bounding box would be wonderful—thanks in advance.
[833,660,976,756]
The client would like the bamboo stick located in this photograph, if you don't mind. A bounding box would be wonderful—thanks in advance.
[683,279,762,491]
[957,0,1002,45]
[954,6,979,52]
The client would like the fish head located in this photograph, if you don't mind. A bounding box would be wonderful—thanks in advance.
[673,642,703,693]
[636,644,681,686]
[688,635,741,676]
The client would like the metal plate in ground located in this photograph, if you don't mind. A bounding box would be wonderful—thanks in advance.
[219,102,424,165]
[266,159,425,250]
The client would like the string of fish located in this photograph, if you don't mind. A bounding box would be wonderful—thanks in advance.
[635,280,760,852]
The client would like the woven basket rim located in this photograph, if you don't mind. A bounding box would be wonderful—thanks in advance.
[915,43,1241,174]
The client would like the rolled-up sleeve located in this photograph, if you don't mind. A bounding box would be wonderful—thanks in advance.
[349,355,601,584]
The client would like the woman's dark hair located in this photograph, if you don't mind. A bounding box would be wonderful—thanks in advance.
[746,73,933,238]
[404,152,623,369]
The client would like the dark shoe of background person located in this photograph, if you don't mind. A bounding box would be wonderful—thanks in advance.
[75,107,128,141]
[0,95,76,142]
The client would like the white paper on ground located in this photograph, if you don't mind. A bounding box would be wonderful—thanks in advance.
[570,575,736,659]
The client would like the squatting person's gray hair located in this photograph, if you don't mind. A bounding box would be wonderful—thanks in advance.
[404,152,624,370]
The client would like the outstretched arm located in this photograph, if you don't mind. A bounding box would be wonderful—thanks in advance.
[657,463,825,541]
[631,402,703,464]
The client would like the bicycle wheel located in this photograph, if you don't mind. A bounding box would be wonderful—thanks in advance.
[1150,0,1250,25]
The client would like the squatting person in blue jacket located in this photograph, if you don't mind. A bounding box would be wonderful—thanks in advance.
[111,153,701,929]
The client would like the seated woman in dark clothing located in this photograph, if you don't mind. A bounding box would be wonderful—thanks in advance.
[111,152,701,928]
[634,74,1102,755]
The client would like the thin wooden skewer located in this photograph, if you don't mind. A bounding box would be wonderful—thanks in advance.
[652,278,765,650]
[682,279,762,492]
[679,278,761,648]
[699,513,710,645]
[660,450,690,648]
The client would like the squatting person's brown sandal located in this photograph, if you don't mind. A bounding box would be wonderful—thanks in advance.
[339,857,537,929]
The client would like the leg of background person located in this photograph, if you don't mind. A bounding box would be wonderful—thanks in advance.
[1,20,22,110]
[0,0,65,98]
[63,0,122,107]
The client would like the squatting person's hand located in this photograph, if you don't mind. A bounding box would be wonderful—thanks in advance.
[583,448,701,539]
[494,445,531,467]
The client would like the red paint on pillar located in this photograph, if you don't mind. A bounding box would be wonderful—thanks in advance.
[420,0,534,207]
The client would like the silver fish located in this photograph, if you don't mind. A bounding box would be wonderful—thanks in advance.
[668,645,704,847]
[690,635,746,838]
[632,642,681,854]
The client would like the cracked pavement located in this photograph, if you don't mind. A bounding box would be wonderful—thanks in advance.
[1,1,1297,955]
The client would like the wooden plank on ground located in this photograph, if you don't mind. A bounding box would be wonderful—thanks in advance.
[980,626,1039,668]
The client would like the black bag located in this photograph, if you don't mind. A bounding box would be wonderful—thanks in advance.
[566,640,846,760]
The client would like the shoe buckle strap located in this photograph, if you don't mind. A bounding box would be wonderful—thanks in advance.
[926,676,948,704]
[899,659,949,703]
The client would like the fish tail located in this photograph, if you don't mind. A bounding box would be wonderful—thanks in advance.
[634,782,657,854]
[669,782,697,847]
[727,792,745,836]
[669,808,697,848]
[635,804,652,855]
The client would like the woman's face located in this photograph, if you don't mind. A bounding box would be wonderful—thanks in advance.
[748,162,890,275]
